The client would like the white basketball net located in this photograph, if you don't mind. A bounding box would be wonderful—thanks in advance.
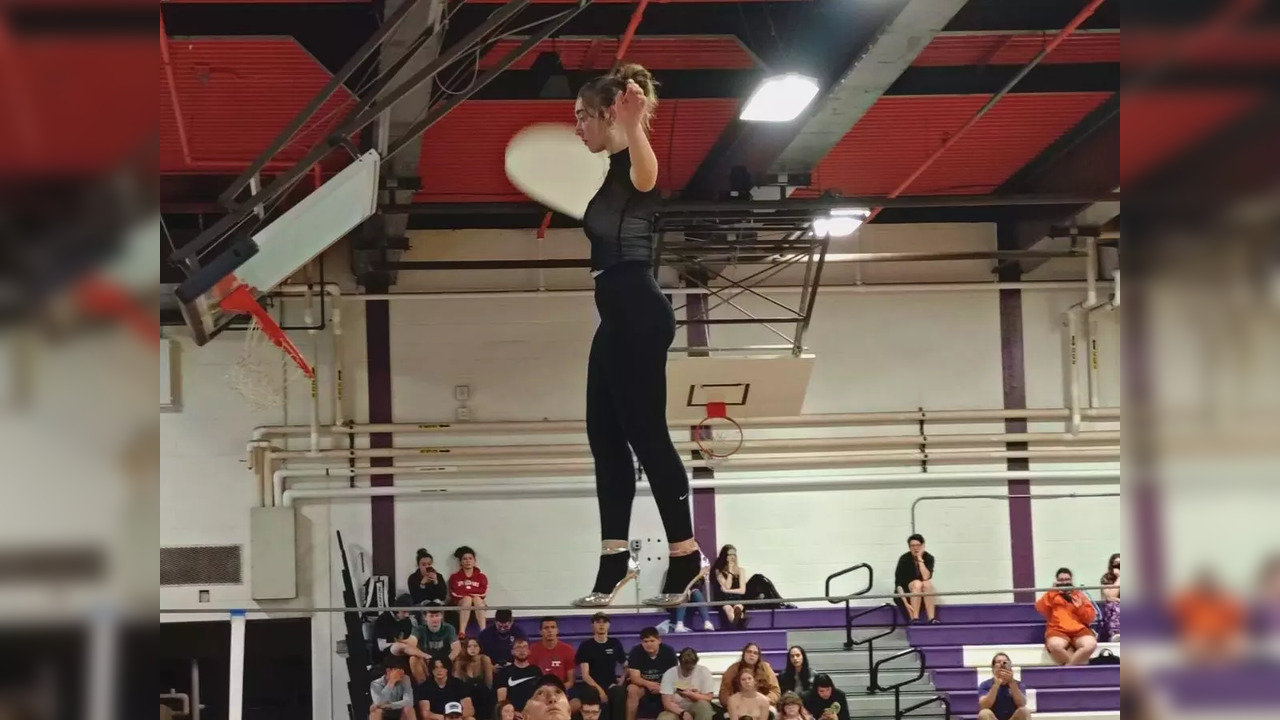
[228,317,313,412]
[695,416,744,467]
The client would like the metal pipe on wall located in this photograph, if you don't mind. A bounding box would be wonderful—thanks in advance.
[269,281,1112,304]
[272,449,1119,505]
[303,290,320,456]
[1062,235,1117,425]
[1067,307,1083,433]
[264,430,1121,460]
[281,469,1121,507]
[250,407,1121,441]
[910,491,1122,534]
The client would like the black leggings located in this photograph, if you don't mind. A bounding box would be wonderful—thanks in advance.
[587,262,693,544]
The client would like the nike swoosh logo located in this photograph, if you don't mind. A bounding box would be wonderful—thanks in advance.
[508,677,536,687]
[678,493,688,501]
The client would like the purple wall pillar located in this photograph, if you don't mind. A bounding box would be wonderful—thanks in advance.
[365,296,396,580]
[684,278,717,556]
[999,268,1037,602]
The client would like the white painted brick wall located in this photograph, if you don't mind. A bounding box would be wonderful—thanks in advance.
[161,278,1121,719]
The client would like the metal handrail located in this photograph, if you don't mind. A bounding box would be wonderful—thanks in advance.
[899,694,950,720]
[824,563,874,650]
[849,602,898,691]
[871,647,926,693]
[872,647,949,720]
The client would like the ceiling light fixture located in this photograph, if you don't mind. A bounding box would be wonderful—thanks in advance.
[812,208,868,238]
[740,73,820,122]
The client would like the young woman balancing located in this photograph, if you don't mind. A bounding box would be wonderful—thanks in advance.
[568,64,705,608]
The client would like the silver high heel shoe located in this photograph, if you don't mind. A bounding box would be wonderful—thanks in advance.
[643,552,709,608]
[572,549,640,608]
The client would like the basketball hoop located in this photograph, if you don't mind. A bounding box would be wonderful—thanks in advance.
[694,401,744,464]
[74,276,160,345]
[219,283,315,411]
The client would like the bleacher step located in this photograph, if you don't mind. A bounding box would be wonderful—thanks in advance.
[786,627,910,650]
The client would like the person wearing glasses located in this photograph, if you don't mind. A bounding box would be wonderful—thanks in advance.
[1099,553,1121,641]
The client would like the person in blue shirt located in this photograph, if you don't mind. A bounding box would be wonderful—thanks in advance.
[976,653,1030,720]
[479,609,527,667]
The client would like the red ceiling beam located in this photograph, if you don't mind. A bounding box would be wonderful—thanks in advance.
[866,0,1108,222]
[160,15,194,167]
[0,17,42,166]
[614,0,650,63]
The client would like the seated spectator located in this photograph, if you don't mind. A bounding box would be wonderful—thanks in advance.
[376,594,433,683]
[1171,568,1247,664]
[802,675,849,720]
[455,637,495,720]
[1035,567,1098,666]
[576,687,603,720]
[529,617,577,686]
[417,658,475,720]
[626,627,677,720]
[977,652,1030,720]
[718,643,779,707]
[409,549,449,606]
[444,703,466,720]
[481,609,527,668]
[496,639,541,716]
[725,668,770,720]
[418,602,463,663]
[573,612,626,715]
[712,546,749,629]
[451,546,490,635]
[778,646,813,695]
[371,656,416,720]
[1099,553,1121,641]
[777,692,805,720]
[670,587,715,633]
[524,675,572,720]
[658,647,716,720]
[497,702,517,720]
[894,534,938,624]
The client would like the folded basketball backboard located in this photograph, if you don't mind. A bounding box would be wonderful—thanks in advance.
[176,150,381,345]
[666,354,815,422]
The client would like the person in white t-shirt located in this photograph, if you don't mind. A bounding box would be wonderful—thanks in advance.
[658,648,716,720]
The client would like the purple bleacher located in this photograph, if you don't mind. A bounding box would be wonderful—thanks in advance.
[1151,662,1280,707]
[907,622,1045,646]
[512,603,1044,637]
[948,687,1120,714]
[899,646,965,669]
[560,629,788,653]
[930,665,1121,692]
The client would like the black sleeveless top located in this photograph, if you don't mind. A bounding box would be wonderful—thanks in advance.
[583,149,661,272]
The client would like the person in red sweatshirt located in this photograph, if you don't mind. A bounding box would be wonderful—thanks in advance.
[1036,567,1098,665]
[450,546,490,635]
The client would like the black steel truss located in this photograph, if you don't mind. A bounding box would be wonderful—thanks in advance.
[168,0,597,342]
[655,205,833,357]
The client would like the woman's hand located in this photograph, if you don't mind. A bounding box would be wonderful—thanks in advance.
[614,81,649,130]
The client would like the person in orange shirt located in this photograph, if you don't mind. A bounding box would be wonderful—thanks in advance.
[1035,567,1098,665]
[1170,569,1247,664]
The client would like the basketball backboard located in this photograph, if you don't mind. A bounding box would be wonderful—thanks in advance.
[666,354,815,422]
[175,150,381,345]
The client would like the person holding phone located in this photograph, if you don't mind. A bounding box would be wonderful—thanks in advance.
[658,647,716,720]
[977,653,1030,720]
[1035,567,1098,665]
